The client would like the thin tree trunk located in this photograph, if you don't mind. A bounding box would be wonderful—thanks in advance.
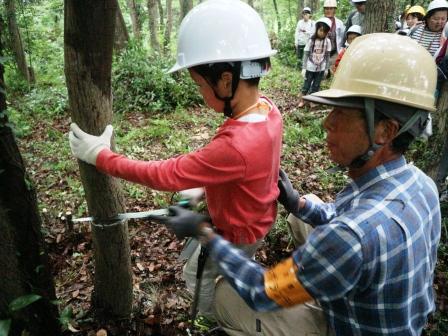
[272,0,281,33]
[126,0,142,39]
[179,0,193,22]
[148,0,161,52]
[163,0,173,53]
[364,0,396,34]
[64,0,133,319]
[0,38,59,335]
[297,0,304,21]
[4,0,33,83]
[115,4,130,51]
[157,0,164,29]
[431,81,448,189]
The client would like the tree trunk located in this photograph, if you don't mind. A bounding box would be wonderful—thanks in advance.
[163,0,173,54]
[115,5,130,52]
[305,0,319,13]
[272,0,281,33]
[4,0,33,83]
[297,0,304,21]
[431,81,448,189]
[0,39,59,335]
[179,0,193,22]
[64,0,133,319]
[157,0,164,29]
[126,0,142,39]
[364,0,396,34]
[148,0,161,52]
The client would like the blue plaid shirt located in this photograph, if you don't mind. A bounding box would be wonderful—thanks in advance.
[210,156,441,335]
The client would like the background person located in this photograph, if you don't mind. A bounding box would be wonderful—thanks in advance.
[344,0,366,40]
[299,18,332,108]
[406,5,426,29]
[332,24,362,73]
[68,0,282,323]
[160,33,441,336]
[322,0,345,75]
[295,7,315,68]
[410,0,448,56]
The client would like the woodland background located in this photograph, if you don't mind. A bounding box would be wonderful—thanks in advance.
[0,0,447,335]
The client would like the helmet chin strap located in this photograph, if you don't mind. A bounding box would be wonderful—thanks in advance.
[348,98,381,169]
[212,62,241,118]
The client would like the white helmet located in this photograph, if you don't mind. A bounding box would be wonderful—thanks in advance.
[303,6,312,13]
[346,24,362,35]
[427,0,448,14]
[168,0,276,73]
[316,17,332,29]
[352,0,366,3]
[324,0,337,8]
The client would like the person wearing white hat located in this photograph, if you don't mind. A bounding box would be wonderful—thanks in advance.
[410,0,448,56]
[299,17,332,108]
[333,25,362,73]
[323,0,346,56]
[68,0,283,322]
[294,7,315,67]
[344,0,366,43]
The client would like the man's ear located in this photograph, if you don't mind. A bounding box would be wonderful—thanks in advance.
[375,119,400,145]
[221,71,233,89]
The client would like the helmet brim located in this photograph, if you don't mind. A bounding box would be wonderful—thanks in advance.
[303,90,365,109]
[167,50,278,74]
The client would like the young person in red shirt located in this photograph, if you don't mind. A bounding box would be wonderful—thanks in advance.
[69,0,282,321]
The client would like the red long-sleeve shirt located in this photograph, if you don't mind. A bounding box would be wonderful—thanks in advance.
[96,98,283,244]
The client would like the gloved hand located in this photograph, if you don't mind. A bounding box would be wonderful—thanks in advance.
[69,123,113,165]
[301,69,306,78]
[278,169,300,215]
[324,69,329,78]
[163,206,211,240]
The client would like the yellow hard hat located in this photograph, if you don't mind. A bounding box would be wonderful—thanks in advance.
[407,5,426,16]
[305,33,436,112]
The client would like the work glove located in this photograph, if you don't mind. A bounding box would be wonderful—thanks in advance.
[301,69,306,78]
[69,123,113,165]
[163,206,211,240]
[277,169,300,216]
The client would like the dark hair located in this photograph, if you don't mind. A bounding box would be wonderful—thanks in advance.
[312,22,331,40]
[408,12,425,21]
[192,58,271,87]
[374,113,415,154]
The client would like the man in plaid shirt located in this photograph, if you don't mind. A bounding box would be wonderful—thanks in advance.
[163,34,441,335]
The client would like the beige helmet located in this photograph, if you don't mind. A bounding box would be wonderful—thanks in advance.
[324,0,337,8]
[305,33,436,112]
[304,33,436,166]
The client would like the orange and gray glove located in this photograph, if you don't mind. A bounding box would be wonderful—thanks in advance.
[69,123,112,165]
[277,169,300,216]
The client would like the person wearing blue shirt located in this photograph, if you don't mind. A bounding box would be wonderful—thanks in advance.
[161,34,441,336]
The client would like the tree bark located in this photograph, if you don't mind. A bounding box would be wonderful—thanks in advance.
[163,0,173,53]
[179,0,193,22]
[64,0,133,319]
[126,0,142,39]
[297,0,304,21]
[305,0,319,13]
[0,38,59,335]
[115,4,130,52]
[431,81,448,189]
[157,0,164,29]
[148,0,161,52]
[4,0,33,83]
[272,0,281,33]
[364,0,396,34]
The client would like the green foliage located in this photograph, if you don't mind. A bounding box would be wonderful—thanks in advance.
[0,319,11,336]
[112,43,202,114]
[274,21,298,68]
[8,294,42,312]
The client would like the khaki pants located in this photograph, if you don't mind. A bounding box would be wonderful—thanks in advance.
[183,240,262,319]
[214,280,333,336]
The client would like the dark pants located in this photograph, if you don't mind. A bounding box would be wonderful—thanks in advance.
[301,70,325,95]
[297,45,305,67]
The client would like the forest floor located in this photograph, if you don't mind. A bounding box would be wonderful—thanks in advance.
[14,81,447,335]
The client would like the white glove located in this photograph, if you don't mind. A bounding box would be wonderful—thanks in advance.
[69,123,113,165]
[301,69,306,78]
[179,187,205,206]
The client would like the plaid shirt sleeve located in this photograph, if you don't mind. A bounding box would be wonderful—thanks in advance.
[294,222,363,301]
[209,236,280,312]
[209,221,363,311]
[298,197,337,226]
